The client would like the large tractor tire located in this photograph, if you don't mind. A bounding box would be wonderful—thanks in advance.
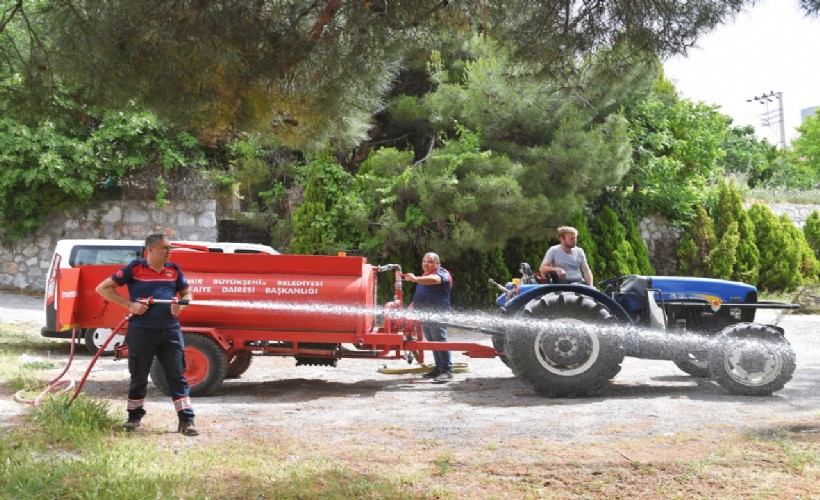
[505,291,624,397]
[151,332,228,397]
[84,328,125,356]
[707,323,796,396]
[225,351,253,379]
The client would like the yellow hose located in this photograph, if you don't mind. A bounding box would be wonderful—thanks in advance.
[377,363,471,375]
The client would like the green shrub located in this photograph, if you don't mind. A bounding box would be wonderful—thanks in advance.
[676,205,714,277]
[707,221,739,280]
[748,204,799,291]
[805,210,820,259]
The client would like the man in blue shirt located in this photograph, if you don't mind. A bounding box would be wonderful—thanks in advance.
[405,252,454,383]
[96,233,198,436]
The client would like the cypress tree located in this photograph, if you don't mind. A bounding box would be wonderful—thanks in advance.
[805,210,820,260]
[624,213,655,275]
[570,211,597,278]
[783,217,820,284]
[734,209,760,285]
[706,221,739,280]
[592,206,634,279]
[747,204,799,291]
[676,206,715,277]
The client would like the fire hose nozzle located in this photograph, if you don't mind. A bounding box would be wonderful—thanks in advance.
[137,297,190,306]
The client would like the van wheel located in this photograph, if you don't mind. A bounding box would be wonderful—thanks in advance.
[84,328,125,356]
[150,333,228,397]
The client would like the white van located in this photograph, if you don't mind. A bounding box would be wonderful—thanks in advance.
[42,239,278,354]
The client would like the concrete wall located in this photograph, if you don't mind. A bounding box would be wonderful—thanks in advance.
[0,200,217,292]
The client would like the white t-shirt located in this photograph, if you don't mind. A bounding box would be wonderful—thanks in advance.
[543,245,588,283]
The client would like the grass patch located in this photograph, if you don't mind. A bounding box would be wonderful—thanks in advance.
[745,188,820,205]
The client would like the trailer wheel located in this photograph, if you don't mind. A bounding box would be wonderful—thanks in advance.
[492,334,509,367]
[708,323,796,396]
[84,328,125,356]
[506,291,624,397]
[674,356,710,378]
[226,351,253,379]
[150,332,228,397]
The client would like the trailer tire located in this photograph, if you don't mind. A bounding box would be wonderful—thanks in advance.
[150,332,228,397]
[708,323,796,396]
[84,328,125,356]
[226,351,253,379]
[506,291,624,397]
[492,334,509,367]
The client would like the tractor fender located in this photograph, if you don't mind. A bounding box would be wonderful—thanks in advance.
[501,284,634,324]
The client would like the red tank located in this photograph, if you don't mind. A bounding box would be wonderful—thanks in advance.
[61,252,377,335]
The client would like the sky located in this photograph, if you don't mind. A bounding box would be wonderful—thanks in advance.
[663,0,820,147]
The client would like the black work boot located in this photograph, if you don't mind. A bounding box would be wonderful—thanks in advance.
[123,418,142,432]
[422,366,442,379]
[178,420,199,436]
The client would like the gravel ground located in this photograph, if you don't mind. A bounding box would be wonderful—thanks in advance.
[3,289,819,453]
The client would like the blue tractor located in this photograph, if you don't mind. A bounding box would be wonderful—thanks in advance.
[491,265,799,397]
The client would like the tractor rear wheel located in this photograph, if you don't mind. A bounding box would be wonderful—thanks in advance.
[226,351,253,379]
[708,323,796,396]
[505,291,624,397]
[151,332,228,397]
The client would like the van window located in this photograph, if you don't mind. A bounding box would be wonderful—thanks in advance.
[70,246,142,266]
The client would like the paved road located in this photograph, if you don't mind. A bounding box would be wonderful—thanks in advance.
[0,290,42,325]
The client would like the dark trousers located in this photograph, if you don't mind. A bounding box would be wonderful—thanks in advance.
[126,325,194,422]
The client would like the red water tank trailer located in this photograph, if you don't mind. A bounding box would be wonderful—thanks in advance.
[54,251,497,395]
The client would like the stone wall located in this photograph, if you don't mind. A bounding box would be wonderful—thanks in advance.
[0,200,217,292]
[744,202,818,228]
[639,214,682,276]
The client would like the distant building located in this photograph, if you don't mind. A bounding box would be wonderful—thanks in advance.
[801,106,818,123]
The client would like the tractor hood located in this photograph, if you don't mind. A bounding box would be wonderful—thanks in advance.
[640,276,757,304]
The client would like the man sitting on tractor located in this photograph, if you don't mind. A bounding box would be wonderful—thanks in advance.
[539,226,593,286]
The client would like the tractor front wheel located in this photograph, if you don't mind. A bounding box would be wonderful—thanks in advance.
[505,291,624,397]
[707,323,796,396]
[150,332,228,397]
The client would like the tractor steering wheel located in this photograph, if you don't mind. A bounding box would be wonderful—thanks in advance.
[597,275,629,294]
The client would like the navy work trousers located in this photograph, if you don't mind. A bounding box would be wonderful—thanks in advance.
[126,326,194,422]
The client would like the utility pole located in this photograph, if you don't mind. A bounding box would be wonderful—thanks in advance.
[747,91,785,149]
